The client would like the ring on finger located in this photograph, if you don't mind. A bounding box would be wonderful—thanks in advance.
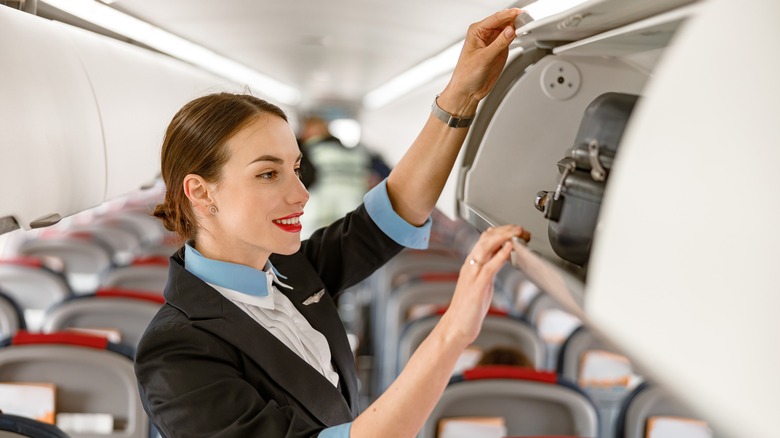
[469,257,482,266]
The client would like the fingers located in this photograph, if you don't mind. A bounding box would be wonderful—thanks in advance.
[467,225,528,267]
[477,241,513,280]
[475,8,522,32]
[472,8,520,48]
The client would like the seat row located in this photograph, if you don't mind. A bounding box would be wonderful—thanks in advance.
[361,246,584,394]
[0,256,168,333]
[0,286,164,349]
[344,214,714,438]
[0,199,714,437]
[0,331,150,438]
[422,366,714,438]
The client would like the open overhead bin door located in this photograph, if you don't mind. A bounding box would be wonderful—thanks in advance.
[458,0,778,436]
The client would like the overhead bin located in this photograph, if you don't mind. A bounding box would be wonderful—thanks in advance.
[0,6,105,232]
[457,1,699,305]
[60,23,238,200]
[513,0,697,50]
[0,6,240,235]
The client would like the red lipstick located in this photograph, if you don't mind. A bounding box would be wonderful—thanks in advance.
[272,212,303,233]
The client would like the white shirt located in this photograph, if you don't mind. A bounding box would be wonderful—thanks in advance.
[207,271,340,387]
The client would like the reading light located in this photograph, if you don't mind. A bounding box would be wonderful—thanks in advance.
[41,0,301,105]
[363,0,589,109]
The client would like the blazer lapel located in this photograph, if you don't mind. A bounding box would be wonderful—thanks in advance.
[164,252,354,427]
[271,253,361,415]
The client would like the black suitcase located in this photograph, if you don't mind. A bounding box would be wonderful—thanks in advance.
[535,92,639,267]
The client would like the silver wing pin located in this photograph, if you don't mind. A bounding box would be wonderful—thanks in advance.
[302,289,325,305]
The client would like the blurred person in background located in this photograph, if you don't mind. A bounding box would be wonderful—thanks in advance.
[299,116,371,237]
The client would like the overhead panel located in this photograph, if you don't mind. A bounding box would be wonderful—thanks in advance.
[60,22,239,200]
[0,6,105,231]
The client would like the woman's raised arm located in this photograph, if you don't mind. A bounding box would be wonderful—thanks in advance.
[385,8,522,226]
[348,10,528,437]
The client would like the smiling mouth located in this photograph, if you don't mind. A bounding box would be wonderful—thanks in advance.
[272,214,302,232]
[272,216,300,225]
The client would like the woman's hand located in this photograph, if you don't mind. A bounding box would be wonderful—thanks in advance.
[439,224,531,347]
[438,8,522,114]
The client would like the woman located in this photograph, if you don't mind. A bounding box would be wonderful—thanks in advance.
[135,8,529,438]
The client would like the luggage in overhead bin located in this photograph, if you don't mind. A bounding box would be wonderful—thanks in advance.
[534,92,639,267]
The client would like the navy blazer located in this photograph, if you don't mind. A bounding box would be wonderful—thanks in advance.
[135,204,404,437]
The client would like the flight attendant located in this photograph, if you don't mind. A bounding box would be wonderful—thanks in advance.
[135,8,529,438]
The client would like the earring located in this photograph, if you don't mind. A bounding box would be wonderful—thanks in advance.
[208,205,218,215]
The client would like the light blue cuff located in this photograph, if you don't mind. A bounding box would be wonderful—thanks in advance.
[319,422,352,438]
[364,179,431,250]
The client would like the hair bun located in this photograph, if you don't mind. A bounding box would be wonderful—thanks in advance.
[153,203,177,233]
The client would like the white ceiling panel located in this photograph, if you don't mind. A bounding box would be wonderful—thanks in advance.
[109,0,515,111]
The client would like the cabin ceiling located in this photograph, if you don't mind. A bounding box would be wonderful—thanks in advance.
[93,0,516,116]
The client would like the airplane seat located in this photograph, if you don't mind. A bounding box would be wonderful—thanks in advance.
[0,413,70,438]
[366,249,462,317]
[0,331,147,438]
[396,309,546,378]
[390,271,461,293]
[367,250,463,395]
[18,237,113,295]
[373,280,458,395]
[375,279,514,393]
[419,366,599,438]
[93,212,164,249]
[495,266,542,318]
[93,212,180,259]
[558,326,641,438]
[526,292,572,327]
[615,382,715,438]
[0,289,26,339]
[0,259,72,332]
[527,293,582,370]
[40,289,165,348]
[371,249,463,295]
[66,226,141,268]
[101,258,169,295]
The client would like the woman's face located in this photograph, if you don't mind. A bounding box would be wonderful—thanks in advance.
[205,114,309,264]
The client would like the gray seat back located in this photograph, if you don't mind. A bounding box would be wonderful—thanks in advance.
[419,371,598,438]
[101,266,168,295]
[41,297,162,347]
[397,314,546,375]
[0,342,148,438]
[19,239,112,295]
[617,382,715,438]
[559,326,638,438]
[0,265,71,331]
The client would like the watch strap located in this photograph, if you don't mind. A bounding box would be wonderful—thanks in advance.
[431,94,474,128]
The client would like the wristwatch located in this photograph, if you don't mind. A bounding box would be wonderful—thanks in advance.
[431,94,475,128]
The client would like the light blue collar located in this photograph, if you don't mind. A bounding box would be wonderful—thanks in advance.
[183,243,289,297]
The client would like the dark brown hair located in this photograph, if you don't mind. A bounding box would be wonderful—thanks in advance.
[477,345,533,368]
[153,93,287,242]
